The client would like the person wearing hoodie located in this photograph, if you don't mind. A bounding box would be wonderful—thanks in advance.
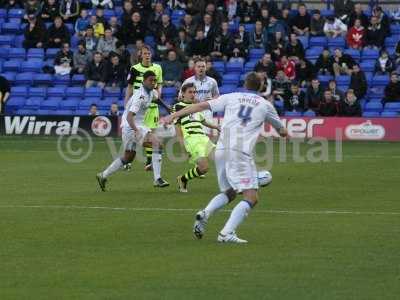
[347,18,365,50]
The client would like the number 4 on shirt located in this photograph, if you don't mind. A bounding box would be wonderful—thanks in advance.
[237,105,253,126]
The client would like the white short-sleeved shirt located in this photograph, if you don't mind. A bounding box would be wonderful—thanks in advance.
[181,75,219,102]
[208,91,284,155]
[121,86,158,130]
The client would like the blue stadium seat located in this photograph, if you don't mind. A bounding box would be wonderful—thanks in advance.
[71,74,85,86]
[29,87,47,98]
[98,98,114,110]
[78,99,97,110]
[0,47,9,60]
[320,9,334,17]
[3,59,21,72]
[368,87,384,99]
[368,97,382,102]
[336,75,350,86]
[384,102,400,112]
[364,102,383,112]
[385,36,399,48]
[362,111,380,117]
[285,111,302,117]
[85,87,103,98]
[11,86,28,97]
[219,85,237,95]
[225,61,243,73]
[306,47,323,60]
[8,47,25,59]
[104,9,116,20]
[372,75,389,87]
[344,49,361,62]
[249,48,264,61]
[1,72,16,84]
[27,48,45,60]
[15,72,34,85]
[59,99,80,110]
[0,35,14,46]
[0,9,6,19]
[65,87,84,98]
[310,37,327,47]
[298,36,309,49]
[7,8,24,19]
[45,48,59,59]
[70,35,80,47]
[222,73,240,86]
[360,61,375,73]
[36,109,51,115]
[212,61,225,74]
[390,24,400,35]
[318,74,333,85]
[380,111,398,117]
[21,59,43,73]
[1,22,20,34]
[104,88,121,98]
[74,109,88,116]
[48,87,66,98]
[52,110,74,116]
[14,34,24,48]
[328,37,345,48]
[33,74,53,86]
[16,108,37,115]
[244,61,257,73]
[40,97,62,110]
[6,96,25,111]
[53,75,70,86]
[24,97,41,110]
[162,87,176,98]
[362,48,379,61]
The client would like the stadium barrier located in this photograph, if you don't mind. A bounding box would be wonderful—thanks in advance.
[0,115,119,137]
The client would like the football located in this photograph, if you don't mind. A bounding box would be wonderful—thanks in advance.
[257,170,272,187]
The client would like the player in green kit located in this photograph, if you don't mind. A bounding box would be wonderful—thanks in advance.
[174,83,220,193]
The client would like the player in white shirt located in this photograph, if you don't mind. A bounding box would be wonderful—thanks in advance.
[163,72,287,243]
[181,57,219,125]
[96,71,169,191]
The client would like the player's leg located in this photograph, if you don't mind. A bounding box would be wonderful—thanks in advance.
[96,130,137,191]
[177,157,207,193]
[143,133,169,187]
[144,146,153,171]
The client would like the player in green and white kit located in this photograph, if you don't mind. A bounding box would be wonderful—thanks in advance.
[174,83,220,193]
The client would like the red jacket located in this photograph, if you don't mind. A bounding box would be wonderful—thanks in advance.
[347,26,365,49]
[277,60,296,80]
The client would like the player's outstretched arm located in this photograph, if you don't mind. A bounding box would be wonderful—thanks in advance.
[162,102,210,125]
[202,120,220,132]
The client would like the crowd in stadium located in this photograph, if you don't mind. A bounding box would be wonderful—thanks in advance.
[0,0,400,117]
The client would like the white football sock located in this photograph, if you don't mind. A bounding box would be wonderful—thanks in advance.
[204,193,229,218]
[220,200,252,235]
[102,158,123,178]
[152,152,162,181]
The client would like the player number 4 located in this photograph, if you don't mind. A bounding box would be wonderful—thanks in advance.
[237,105,253,126]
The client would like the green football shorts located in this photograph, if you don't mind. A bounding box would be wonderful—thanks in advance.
[184,135,215,164]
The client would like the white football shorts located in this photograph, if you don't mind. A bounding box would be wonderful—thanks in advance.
[121,126,150,151]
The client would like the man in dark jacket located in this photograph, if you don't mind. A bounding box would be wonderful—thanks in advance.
[85,51,106,88]
[365,16,385,49]
[189,29,212,57]
[349,64,368,100]
[23,16,47,49]
[318,90,340,116]
[104,54,126,89]
[306,78,324,112]
[315,48,334,75]
[123,12,146,46]
[47,16,70,48]
[254,53,276,78]
[333,48,355,76]
[384,72,400,103]
[284,82,307,112]
[339,89,362,116]
[286,33,305,60]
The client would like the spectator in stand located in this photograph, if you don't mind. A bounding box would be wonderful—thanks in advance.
[226,0,239,22]
[94,7,106,26]
[108,103,120,116]
[200,13,217,40]
[372,6,390,37]
[91,0,113,9]
[59,0,80,24]
[315,48,334,75]
[349,64,368,99]
[0,75,10,114]
[147,2,164,34]
[339,89,362,116]
[277,56,296,80]
[179,14,197,38]
[157,14,178,41]
[318,89,339,116]
[283,82,307,112]
[114,41,131,72]
[286,33,305,60]
[262,0,279,17]
[323,16,348,38]
[268,31,287,55]
[74,9,90,37]
[89,104,98,116]
[189,29,212,58]
[161,50,184,88]
[73,42,92,75]
[175,30,191,60]
[23,16,47,50]
[209,34,225,61]
[272,70,291,103]
[265,14,287,40]
[296,58,315,87]
[129,39,144,65]
[374,49,394,75]
[90,15,105,39]
[204,2,224,26]
[108,16,122,42]
[249,20,267,49]
[83,26,98,53]
[259,6,270,28]
[328,79,345,102]
[123,12,146,47]
[383,72,400,103]
[365,16,385,49]
[347,18,365,50]
[182,58,195,81]
[333,48,355,76]
[97,28,118,58]
[47,16,71,49]
[280,7,292,35]
[3,0,21,10]
[104,54,126,90]
[258,72,273,98]
[237,24,250,49]
[206,60,222,86]
[310,9,325,37]
[121,0,134,26]
[333,0,354,21]
[54,42,73,75]
[394,41,400,69]
[155,33,169,61]
[238,0,259,24]
[228,33,247,63]
[41,0,59,23]
[254,53,276,78]
[306,78,324,112]
[291,4,311,36]
[349,2,369,28]
[24,0,42,20]
[85,51,106,88]
[132,0,152,19]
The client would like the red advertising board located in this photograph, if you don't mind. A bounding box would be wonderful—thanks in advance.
[261,117,400,141]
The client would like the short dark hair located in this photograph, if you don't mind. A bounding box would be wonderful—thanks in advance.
[181,82,196,93]
[244,72,262,92]
[194,57,206,64]
[143,70,156,80]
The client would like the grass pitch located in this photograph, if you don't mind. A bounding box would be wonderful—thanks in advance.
[0,136,399,300]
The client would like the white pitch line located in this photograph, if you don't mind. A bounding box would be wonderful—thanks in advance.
[0,205,399,216]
